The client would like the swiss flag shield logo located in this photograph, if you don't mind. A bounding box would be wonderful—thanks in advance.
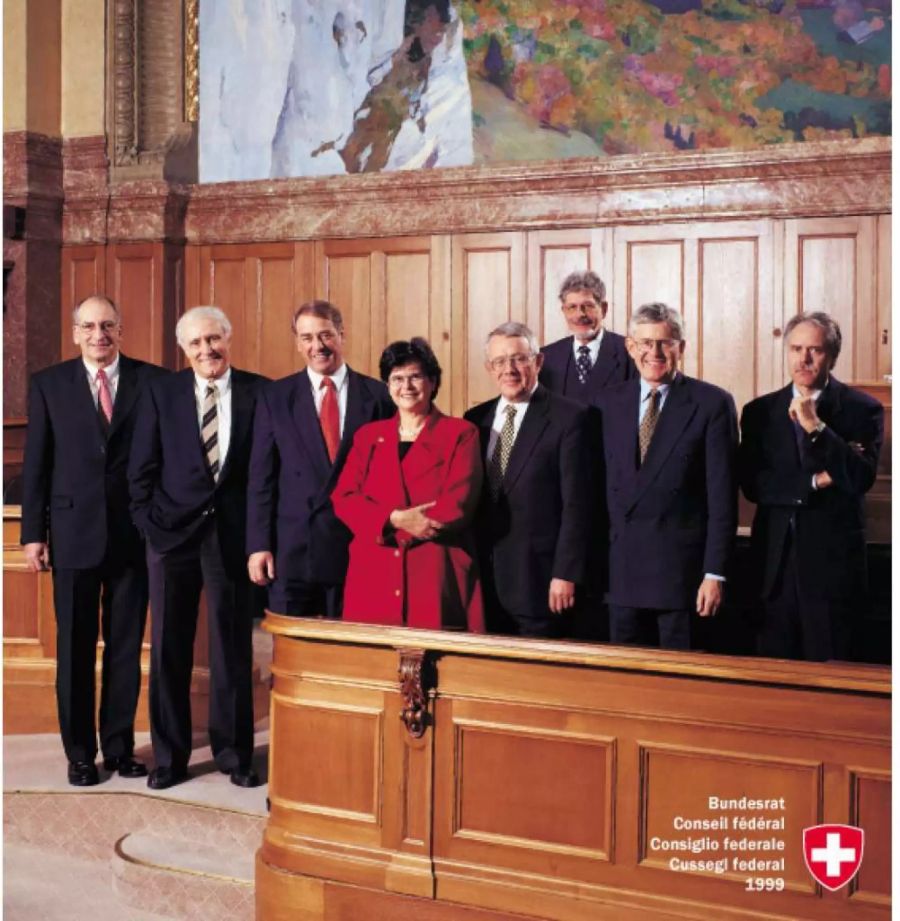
[803,824,864,891]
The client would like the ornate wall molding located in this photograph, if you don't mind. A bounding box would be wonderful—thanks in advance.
[184,0,199,124]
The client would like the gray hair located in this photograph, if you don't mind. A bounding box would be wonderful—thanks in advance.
[176,306,233,349]
[628,302,685,341]
[783,311,842,363]
[73,294,120,325]
[559,270,606,304]
[484,321,539,357]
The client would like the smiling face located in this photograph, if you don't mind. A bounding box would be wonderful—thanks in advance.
[387,360,435,416]
[626,321,684,387]
[786,320,833,395]
[485,335,543,403]
[180,315,232,380]
[295,314,345,376]
[561,288,607,342]
[72,298,122,368]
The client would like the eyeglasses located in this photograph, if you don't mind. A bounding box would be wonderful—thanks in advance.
[562,301,601,314]
[488,353,535,372]
[633,338,681,353]
[388,373,428,388]
[76,321,119,333]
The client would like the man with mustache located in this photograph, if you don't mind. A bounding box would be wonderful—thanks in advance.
[129,306,267,789]
[246,301,394,618]
[20,294,167,786]
[740,311,883,661]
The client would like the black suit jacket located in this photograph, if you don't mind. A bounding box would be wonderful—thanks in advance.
[539,331,635,404]
[246,368,394,585]
[128,367,268,571]
[464,386,593,629]
[21,354,169,569]
[594,374,738,610]
[739,378,883,603]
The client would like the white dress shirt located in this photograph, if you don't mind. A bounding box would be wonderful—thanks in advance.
[83,355,120,408]
[307,363,349,437]
[571,329,604,366]
[485,383,538,461]
[194,368,232,467]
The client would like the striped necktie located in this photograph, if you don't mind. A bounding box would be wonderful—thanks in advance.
[202,383,220,480]
[488,404,517,499]
[639,389,661,465]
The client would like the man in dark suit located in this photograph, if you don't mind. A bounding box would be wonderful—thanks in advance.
[129,306,267,790]
[538,270,635,404]
[465,322,593,638]
[594,302,738,650]
[246,301,394,616]
[740,311,883,661]
[21,294,167,785]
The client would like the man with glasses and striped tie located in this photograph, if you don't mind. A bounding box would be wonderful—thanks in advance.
[129,306,267,791]
[465,322,593,638]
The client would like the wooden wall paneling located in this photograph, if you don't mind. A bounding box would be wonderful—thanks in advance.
[60,245,107,359]
[429,236,453,415]
[104,242,164,366]
[875,215,891,382]
[184,244,202,312]
[782,217,877,385]
[450,233,527,414]
[257,249,299,380]
[524,228,611,345]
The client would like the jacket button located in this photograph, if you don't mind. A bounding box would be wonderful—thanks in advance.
[394,589,401,597]
[394,550,400,558]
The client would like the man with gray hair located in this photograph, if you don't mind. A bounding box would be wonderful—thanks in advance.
[739,311,883,661]
[129,306,268,790]
[593,302,738,650]
[465,321,593,637]
[539,270,634,404]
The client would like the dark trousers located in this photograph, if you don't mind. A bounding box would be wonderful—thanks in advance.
[609,604,691,650]
[267,576,343,618]
[758,531,850,662]
[52,557,148,764]
[147,524,254,772]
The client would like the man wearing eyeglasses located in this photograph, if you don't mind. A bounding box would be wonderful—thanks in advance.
[465,322,593,638]
[593,302,738,650]
[20,294,168,786]
[539,270,635,404]
[246,301,394,619]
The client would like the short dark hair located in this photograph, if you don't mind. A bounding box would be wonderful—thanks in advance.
[379,337,442,403]
[783,311,842,363]
[559,270,606,304]
[291,300,344,334]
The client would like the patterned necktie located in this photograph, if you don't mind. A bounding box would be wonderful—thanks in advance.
[202,383,220,480]
[96,368,113,425]
[319,377,340,463]
[638,389,661,465]
[488,404,517,499]
[575,345,592,385]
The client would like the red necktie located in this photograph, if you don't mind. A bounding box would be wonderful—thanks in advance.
[97,368,113,424]
[319,377,340,462]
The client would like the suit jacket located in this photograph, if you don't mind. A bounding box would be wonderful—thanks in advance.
[20,354,169,569]
[594,374,738,610]
[465,386,593,630]
[246,367,395,586]
[128,367,268,571]
[739,378,883,603]
[539,331,635,404]
[332,411,484,631]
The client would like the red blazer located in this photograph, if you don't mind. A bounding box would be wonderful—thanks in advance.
[332,410,484,632]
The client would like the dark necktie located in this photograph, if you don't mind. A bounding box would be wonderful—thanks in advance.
[639,389,661,465]
[202,383,220,480]
[488,404,517,499]
[575,345,592,385]
[320,377,340,463]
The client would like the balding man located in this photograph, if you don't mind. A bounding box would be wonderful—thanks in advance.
[21,294,167,786]
[129,307,267,790]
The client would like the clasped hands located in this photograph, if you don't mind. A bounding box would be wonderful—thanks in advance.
[788,395,832,491]
[390,501,443,541]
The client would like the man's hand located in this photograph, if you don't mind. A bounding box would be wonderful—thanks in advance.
[248,551,275,585]
[390,502,443,540]
[788,395,821,434]
[548,578,576,614]
[23,542,50,573]
[814,470,833,490]
[696,578,723,617]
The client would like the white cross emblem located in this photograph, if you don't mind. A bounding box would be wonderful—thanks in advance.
[811,833,857,878]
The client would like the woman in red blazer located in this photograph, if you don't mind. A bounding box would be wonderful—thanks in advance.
[332,338,484,632]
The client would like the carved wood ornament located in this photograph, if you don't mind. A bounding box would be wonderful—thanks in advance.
[398,648,430,739]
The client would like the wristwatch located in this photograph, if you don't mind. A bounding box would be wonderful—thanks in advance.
[809,420,826,441]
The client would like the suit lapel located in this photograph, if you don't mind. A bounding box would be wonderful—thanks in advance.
[177,369,208,469]
[219,370,252,483]
[337,369,375,466]
[108,354,139,438]
[503,386,551,493]
[589,332,622,390]
[772,385,801,466]
[290,370,332,481]
[610,379,641,481]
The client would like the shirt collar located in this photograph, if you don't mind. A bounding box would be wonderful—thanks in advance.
[307,362,348,392]
[498,381,539,414]
[195,366,232,394]
[573,328,604,356]
[83,354,120,381]
[640,375,675,402]
[792,378,828,401]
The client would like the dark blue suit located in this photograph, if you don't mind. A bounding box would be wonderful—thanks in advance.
[246,368,394,616]
[739,378,883,660]
[128,367,267,773]
[594,374,738,648]
[21,354,168,764]
[539,332,635,405]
